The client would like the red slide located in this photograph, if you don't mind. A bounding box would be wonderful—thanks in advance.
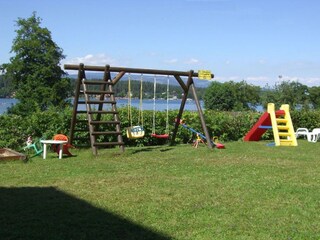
[244,112,271,141]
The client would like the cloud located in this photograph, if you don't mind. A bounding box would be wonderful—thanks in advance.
[164,58,178,64]
[62,53,117,68]
[185,58,200,65]
[258,59,266,64]
[214,76,241,82]
[246,76,269,82]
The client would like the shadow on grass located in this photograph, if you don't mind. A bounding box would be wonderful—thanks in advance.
[130,146,174,154]
[0,187,170,240]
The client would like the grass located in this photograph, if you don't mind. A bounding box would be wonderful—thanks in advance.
[1,140,320,239]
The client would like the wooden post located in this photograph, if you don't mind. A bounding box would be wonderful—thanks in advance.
[190,83,212,148]
[171,71,193,145]
[69,63,85,144]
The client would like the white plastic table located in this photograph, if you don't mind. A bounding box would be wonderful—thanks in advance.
[40,140,68,159]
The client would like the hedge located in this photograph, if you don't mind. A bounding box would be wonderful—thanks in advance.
[1,107,320,151]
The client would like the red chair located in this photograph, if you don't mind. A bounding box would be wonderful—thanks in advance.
[52,134,74,156]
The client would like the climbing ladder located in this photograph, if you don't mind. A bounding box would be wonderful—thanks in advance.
[70,66,124,155]
[268,103,297,146]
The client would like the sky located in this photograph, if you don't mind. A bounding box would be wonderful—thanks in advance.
[1,0,320,87]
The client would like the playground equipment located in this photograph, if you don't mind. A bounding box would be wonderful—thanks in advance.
[126,73,145,139]
[192,134,205,148]
[64,64,214,155]
[179,121,225,149]
[0,148,26,161]
[244,103,297,146]
[23,138,43,157]
[151,75,170,139]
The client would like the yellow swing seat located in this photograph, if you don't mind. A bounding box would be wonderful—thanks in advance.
[126,126,145,139]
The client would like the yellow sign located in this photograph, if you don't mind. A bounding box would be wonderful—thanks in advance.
[198,70,212,80]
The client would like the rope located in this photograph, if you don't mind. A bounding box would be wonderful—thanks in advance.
[127,73,132,128]
[166,75,170,134]
[139,74,144,127]
[152,75,170,136]
[152,75,157,134]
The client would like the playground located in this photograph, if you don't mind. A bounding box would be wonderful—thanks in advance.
[1,64,319,239]
[1,141,320,239]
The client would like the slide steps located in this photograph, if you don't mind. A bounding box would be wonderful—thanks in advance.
[244,103,297,146]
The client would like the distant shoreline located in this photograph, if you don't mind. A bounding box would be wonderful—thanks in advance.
[0,98,204,114]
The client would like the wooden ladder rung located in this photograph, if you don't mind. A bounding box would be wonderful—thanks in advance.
[85,100,117,104]
[88,110,119,114]
[84,90,114,95]
[76,110,88,114]
[77,101,87,104]
[83,80,113,85]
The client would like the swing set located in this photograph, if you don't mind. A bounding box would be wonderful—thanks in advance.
[64,63,215,155]
[126,73,170,139]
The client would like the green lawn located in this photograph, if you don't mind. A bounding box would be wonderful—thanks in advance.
[1,140,320,239]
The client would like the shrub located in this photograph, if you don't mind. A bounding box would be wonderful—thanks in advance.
[1,108,320,151]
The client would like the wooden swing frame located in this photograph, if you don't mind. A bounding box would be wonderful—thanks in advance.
[65,63,215,149]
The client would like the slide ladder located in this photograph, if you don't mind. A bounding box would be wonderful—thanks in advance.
[267,103,297,146]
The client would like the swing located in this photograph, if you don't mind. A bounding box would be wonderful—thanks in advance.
[151,75,170,139]
[126,73,145,139]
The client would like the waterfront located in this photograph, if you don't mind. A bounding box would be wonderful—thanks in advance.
[0,98,204,114]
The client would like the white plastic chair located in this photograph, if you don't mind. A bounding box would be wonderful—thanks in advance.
[295,128,309,139]
[295,128,320,143]
[309,128,320,142]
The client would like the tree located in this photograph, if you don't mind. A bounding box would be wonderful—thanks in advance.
[0,74,14,98]
[261,81,309,110]
[204,80,260,111]
[309,86,320,109]
[1,12,72,114]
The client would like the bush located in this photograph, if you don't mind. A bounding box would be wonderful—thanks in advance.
[1,107,320,151]
[0,106,72,150]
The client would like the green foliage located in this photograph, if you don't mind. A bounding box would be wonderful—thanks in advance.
[1,12,72,114]
[308,86,320,109]
[0,107,72,149]
[204,80,260,111]
[291,110,320,130]
[261,81,310,109]
[0,75,14,98]
[2,105,320,151]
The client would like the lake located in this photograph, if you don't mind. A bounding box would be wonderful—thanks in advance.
[0,98,204,114]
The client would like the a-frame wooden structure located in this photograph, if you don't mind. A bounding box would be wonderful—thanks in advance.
[64,63,214,155]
